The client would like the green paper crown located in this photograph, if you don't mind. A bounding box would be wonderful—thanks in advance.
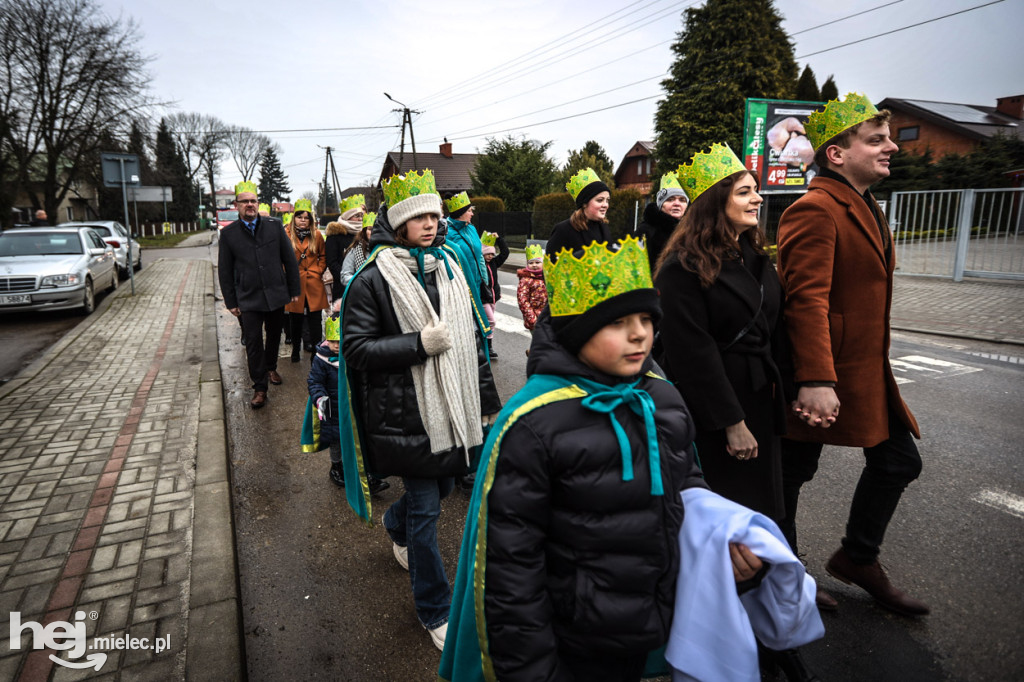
[382,170,438,207]
[339,194,365,214]
[235,181,257,196]
[362,212,376,228]
[525,244,544,261]
[677,143,747,204]
[544,237,652,317]
[324,314,340,341]
[481,231,497,247]
[294,198,313,214]
[660,171,682,192]
[805,92,878,151]
[282,212,292,225]
[258,203,270,214]
[565,167,601,200]
[444,191,471,214]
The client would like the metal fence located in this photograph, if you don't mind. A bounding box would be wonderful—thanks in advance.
[475,212,533,248]
[889,188,1024,281]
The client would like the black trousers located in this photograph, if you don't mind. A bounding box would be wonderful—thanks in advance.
[240,308,285,392]
[290,309,322,351]
[779,409,922,564]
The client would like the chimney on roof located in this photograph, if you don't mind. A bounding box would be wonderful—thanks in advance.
[996,95,1024,120]
[440,140,453,158]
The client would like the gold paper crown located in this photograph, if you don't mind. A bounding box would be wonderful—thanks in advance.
[282,212,293,225]
[480,231,497,247]
[660,171,682,192]
[382,170,437,207]
[362,212,376,228]
[258,203,270,214]
[444,191,471,214]
[324,314,340,342]
[294,198,313,214]
[544,237,652,317]
[339,194,365,214]
[805,92,879,151]
[565,167,601,200]
[677,143,747,204]
[525,244,544,261]
[235,181,257,196]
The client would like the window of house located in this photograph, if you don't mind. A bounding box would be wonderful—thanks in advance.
[898,126,919,141]
[66,207,74,222]
[637,158,643,175]
[646,158,651,175]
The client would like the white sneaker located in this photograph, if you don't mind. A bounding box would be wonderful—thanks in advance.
[393,542,409,571]
[427,621,447,651]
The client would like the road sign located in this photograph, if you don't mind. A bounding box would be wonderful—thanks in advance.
[126,186,173,202]
[100,153,141,188]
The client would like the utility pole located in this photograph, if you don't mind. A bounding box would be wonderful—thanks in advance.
[317,145,344,216]
[384,93,422,172]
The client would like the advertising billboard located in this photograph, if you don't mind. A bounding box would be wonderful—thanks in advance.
[743,98,822,192]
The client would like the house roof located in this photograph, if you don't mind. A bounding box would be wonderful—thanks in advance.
[380,151,479,193]
[879,98,1021,141]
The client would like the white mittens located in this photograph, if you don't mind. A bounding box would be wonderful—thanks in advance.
[420,320,452,356]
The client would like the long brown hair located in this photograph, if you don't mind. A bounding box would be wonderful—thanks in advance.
[569,206,609,232]
[654,170,764,287]
[288,211,322,256]
[345,226,370,255]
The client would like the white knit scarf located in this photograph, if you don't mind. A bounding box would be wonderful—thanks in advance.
[375,247,483,457]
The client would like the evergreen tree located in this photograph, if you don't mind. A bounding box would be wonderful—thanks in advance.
[653,0,798,174]
[470,136,559,211]
[154,117,195,221]
[795,65,819,101]
[819,75,839,102]
[257,147,291,204]
[559,148,615,190]
[582,140,616,174]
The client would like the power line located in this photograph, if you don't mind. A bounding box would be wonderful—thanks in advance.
[790,0,905,36]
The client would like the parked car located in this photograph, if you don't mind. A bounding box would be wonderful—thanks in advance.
[0,227,118,315]
[59,220,141,278]
[216,208,238,230]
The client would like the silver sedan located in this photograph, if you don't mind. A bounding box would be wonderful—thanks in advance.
[60,220,142,278]
[0,226,119,315]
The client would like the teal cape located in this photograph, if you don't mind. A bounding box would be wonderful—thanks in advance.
[438,373,671,681]
[300,243,493,526]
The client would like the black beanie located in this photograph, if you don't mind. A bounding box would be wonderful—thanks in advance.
[449,203,472,219]
[574,180,611,208]
[551,288,662,354]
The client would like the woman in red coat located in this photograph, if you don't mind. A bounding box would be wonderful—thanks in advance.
[285,199,329,361]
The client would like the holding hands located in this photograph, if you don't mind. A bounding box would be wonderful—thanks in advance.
[792,386,840,428]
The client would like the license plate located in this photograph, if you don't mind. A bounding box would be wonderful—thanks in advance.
[0,294,31,305]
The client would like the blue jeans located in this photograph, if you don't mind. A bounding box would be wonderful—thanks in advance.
[383,477,455,629]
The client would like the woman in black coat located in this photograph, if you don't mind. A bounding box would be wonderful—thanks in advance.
[545,167,611,260]
[654,161,792,521]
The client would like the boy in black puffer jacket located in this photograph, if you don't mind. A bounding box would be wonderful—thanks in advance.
[440,238,766,682]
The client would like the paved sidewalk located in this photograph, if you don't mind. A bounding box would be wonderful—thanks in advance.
[174,232,215,248]
[0,259,242,680]
[501,251,1024,345]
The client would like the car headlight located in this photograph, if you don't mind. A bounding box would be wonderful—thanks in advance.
[41,274,81,287]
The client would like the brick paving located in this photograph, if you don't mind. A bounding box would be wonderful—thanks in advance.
[0,259,241,681]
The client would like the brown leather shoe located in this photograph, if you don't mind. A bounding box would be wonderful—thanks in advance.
[815,586,838,611]
[825,548,930,616]
[267,370,282,385]
[250,390,267,409]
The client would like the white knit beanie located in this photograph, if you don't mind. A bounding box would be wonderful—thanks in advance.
[387,193,443,231]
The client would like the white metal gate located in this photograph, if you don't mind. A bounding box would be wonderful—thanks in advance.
[888,188,1024,281]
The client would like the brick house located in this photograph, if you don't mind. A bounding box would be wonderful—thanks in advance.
[614,141,656,194]
[378,141,479,200]
[878,95,1023,159]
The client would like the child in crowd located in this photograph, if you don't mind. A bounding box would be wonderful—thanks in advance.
[516,243,547,331]
[440,237,766,682]
[303,313,389,494]
[479,231,509,359]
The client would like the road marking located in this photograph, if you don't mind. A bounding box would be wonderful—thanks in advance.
[967,351,1024,365]
[492,310,532,338]
[974,489,1024,520]
[890,355,983,385]
[500,283,517,294]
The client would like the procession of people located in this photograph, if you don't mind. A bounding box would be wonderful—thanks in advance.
[220,93,929,681]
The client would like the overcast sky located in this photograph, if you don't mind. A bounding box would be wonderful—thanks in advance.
[99,0,1023,198]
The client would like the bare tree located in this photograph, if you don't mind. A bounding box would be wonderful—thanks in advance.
[0,0,154,222]
[225,127,272,181]
[165,111,226,211]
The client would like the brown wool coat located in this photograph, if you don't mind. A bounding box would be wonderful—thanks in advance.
[284,229,329,313]
[776,176,919,447]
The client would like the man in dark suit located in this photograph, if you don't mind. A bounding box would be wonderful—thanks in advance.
[776,93,928,617]
[218,181,300,408]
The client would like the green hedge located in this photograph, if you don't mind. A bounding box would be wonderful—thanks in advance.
[530,189,647,241]
[470,195,506,213]
[607,188,644,240]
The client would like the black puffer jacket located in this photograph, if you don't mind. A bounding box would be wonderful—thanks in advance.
[485,312,706,680]
[341,210,501,479]
[636,201,680,274]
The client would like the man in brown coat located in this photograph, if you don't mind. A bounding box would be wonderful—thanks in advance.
[776,93,929,617]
